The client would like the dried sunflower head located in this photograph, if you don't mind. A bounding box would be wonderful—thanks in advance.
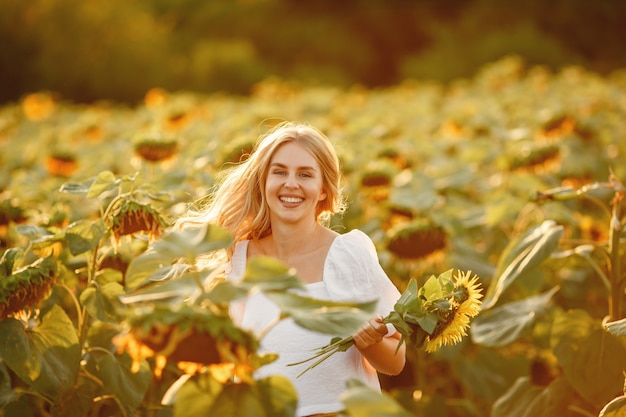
[508,143,561,172]
[46,151,78,178]
[118,304,258,378]
[134,140,178,163]
[0,199,27,226]
[0,251,57,320]
[108,199,167,242]
[387,219,447,260]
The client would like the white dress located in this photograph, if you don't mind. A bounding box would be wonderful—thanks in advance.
[226,229,401,417]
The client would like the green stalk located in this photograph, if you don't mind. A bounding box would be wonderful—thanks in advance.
[608,203,623,321]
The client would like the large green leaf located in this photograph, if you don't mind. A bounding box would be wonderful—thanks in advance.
[124,249,174,291]
[483,220,563,309]
[0,361,14,405]
[389,171,439,212]
[454,346,530,404]
[58,177,96,195]
[604,317,626,337]
[64,219,105,256]
[52,378,100,417]
[207,280,249,304]
[340,379,413,417]
[600,395,626,417]
[240,256,303,292]
[86,171,118,198]
[492,376,574,417]
[174,373,297,417]
[119,269,217,304]
[471,287,559,347]
[91,352,151,414]
[1,396,37,417]
[150,223,233,264]
[551,309,626,408]
[80,282,125,323]
[264,291,377,335]
[0,306,80,401]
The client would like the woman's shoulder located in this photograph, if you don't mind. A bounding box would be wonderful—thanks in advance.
[331,229,377,258]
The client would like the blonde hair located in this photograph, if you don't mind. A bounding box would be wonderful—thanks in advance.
[176,121,345,247]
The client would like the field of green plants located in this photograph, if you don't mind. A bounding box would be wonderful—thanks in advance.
[1,56,626,417]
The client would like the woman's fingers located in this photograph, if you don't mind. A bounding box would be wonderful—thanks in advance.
[353,318,387,349]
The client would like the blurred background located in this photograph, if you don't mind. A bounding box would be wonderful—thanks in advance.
[1,0,625,105]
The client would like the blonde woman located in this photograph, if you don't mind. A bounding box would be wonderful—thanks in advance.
[178,121,405,417]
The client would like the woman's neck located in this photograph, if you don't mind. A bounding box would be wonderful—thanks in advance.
[261,221,323,261]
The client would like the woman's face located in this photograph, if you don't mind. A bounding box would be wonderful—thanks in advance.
[264,141,327,226]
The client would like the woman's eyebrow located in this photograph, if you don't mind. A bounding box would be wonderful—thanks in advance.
[270,162,318,171]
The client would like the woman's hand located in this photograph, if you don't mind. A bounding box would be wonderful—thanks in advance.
[352,316,388,350]
[353,316,406,375]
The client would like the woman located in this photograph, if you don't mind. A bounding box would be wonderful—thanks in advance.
[179,121,405,416]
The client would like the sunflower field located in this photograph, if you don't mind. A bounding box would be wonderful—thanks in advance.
[1,56,626,417]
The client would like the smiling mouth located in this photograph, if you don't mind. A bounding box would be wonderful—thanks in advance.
[280,196,303,203]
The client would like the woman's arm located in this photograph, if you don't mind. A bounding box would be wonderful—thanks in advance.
[352,316,406,375]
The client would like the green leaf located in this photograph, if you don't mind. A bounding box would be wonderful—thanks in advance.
[207,280,249,304]
[119,273,204,304]
[14,224,53,240]
[393,278,419,317]
[483,220,563,309]
[471,287,558,347]
[604,318,626,337]
[265,291,377,335]
[340,378,413,417]
[173,372,224,417]
[124,250,172,291]
[150,223,233,264]
[419,270,455,306]
[59,179,94,195]
[455,347,530,404]
[54,381,100,417]
[551,309,626,408]
[0,306,80,401]
[93,352,151,413]
[80,282,125,323]
[0,248,23,277]
[389,172,440,213]
[0,361,15,405]
[254,376,299,417]
[600,395,626,417]
[65,219,105,256]
[174,373,297,417]
[241,256,303,292]
[413,312,439,335]
[86,171,118,198]
[492,376,574,417]
[1,396,36,417]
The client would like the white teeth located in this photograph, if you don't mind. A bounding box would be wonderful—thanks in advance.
[280,197,303,203]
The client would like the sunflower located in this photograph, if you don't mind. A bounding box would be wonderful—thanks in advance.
[288,269,483,376]
[425,270,483,352]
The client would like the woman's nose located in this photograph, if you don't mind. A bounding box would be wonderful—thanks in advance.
[284,173,298,187]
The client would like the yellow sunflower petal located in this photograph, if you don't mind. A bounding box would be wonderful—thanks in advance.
[425,270,484,352]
